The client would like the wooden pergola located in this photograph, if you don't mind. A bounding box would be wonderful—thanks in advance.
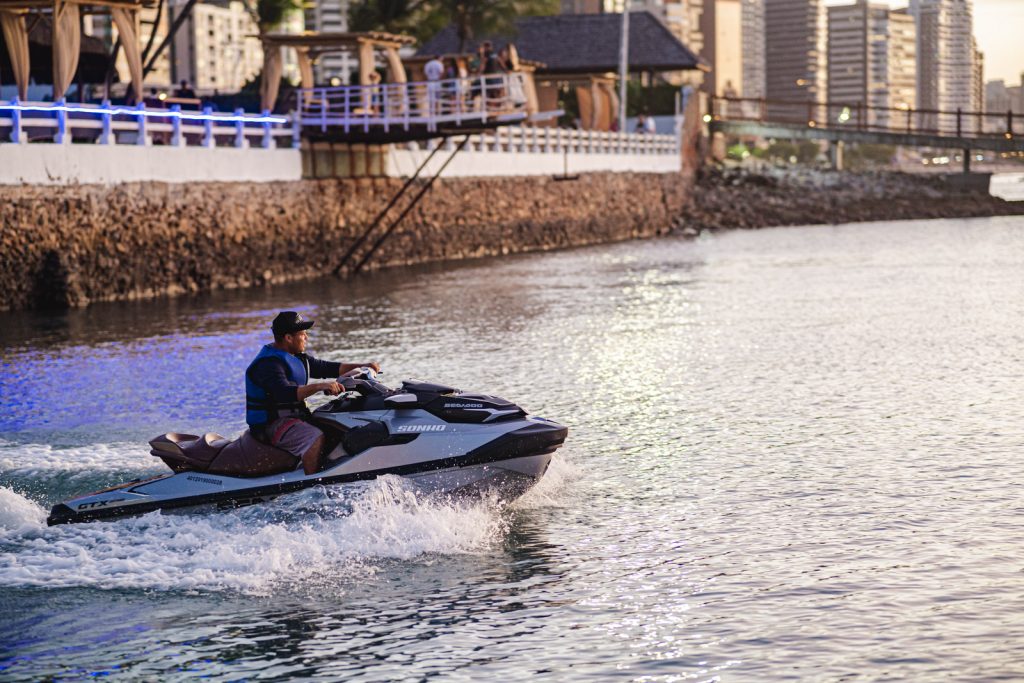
[0,0,151,101]
[259,31,416,113]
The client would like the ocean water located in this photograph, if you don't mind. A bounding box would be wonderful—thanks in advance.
[990,171,1024,202]
[1,213,1023,680]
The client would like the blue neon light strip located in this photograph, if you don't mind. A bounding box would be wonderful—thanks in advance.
[0,102,289,125]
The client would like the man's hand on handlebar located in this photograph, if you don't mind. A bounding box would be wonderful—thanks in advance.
[341,362,382,378]
[320,381,343,396]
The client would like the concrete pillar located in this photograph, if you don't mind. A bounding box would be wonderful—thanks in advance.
[830,140,844,171]
[710,132,726,161]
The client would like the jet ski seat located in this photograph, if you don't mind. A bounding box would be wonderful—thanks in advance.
[150,431,299,477]
[401,379,458,394]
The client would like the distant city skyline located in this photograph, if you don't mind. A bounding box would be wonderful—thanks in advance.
[826,0,1023,83]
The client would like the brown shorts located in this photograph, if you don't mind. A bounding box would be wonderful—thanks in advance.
[266,417,324,461]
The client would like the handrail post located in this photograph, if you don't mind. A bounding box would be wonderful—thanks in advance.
[343,86,351,134]
[234,108,248,148]
[203,105,214,147]
[321,87,328,132]
[543,126,552,153]
[363,85,370,133]
[956,107,962,138]
[10,98,24,144]
[135,101,149,146]
[171,104,182,146]
[55,98,68,144]
[292,110,301,147]
[480,76,487,122]
[99,99,113,145]
[1009,109,1014,137]
[403,82,410,131]
[261,109,272,149]
[907,107,912,134]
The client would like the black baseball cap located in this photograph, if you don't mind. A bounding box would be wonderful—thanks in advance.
[272,311,315,335]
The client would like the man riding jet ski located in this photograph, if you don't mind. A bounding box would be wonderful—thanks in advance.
[245,311,381,476]
[46,312,568,525]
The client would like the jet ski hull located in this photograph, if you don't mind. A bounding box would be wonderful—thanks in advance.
[47,419,566,526]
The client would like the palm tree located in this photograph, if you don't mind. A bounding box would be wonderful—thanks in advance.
[247,0,300,34]
[350,0,557,51]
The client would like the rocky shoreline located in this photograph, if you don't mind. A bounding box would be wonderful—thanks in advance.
[0,172,689,311]
[2,167,1023,311]
[673,168,1024,234]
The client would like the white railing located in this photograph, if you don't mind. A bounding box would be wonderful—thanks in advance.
[297,73,531,133]
[0,99,296,148]
[413,124,680,156]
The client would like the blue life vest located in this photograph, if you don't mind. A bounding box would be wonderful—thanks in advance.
[245,344,310,431]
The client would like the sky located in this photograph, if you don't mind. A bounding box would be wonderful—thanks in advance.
[972,0,1024,84]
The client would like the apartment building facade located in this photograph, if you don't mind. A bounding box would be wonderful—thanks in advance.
[910,0,977,132]
[741,0,764,99]
[827,1,915,129]
[698,0,741,97]
[764,0,828,119]
[168,0,263,93]
[304,0,358,85]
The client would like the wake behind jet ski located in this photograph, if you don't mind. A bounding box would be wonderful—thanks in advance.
[47,369,568,525]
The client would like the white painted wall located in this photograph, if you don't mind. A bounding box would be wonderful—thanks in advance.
[386,146,681,178]
[0,144,303,185]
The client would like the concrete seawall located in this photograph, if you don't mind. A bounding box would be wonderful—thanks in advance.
[0,172,691,310]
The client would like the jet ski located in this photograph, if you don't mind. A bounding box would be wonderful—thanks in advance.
[46,369,568,525]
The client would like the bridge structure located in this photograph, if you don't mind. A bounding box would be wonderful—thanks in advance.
[295,73,548,144]
[708,96,1023,172]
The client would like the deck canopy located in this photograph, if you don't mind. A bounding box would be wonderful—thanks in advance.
[259,31,415,112]
[419,12,704,76]
[0,0,151,101]
[419,12,705,130]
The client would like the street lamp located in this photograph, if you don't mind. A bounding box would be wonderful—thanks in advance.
[618,0,630,130]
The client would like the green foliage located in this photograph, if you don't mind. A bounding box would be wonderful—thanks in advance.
[763,140,821,164]
[240,72,294,95]
[625,80,679,117]
[726,142,750,161]
[349,0,558,50]
[244,0,300,32]
[843,143,897,170]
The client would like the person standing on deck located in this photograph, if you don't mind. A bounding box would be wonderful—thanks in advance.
[424,55,445,116]
[245,311,380,475]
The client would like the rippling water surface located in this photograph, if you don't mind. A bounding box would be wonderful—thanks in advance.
[2,214,1024,680]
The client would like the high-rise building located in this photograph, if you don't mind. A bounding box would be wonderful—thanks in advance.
[985,75,1024,126]
[663,0,704,57]
[741,0,765,99]
[699,0,742,96]
[84,8,172,92]
[168,0,263,93]
[764,0,828,120]
[971,36,984,114]
[827,0,915,129]
[304,0,358,85]
[910,0,976,133]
